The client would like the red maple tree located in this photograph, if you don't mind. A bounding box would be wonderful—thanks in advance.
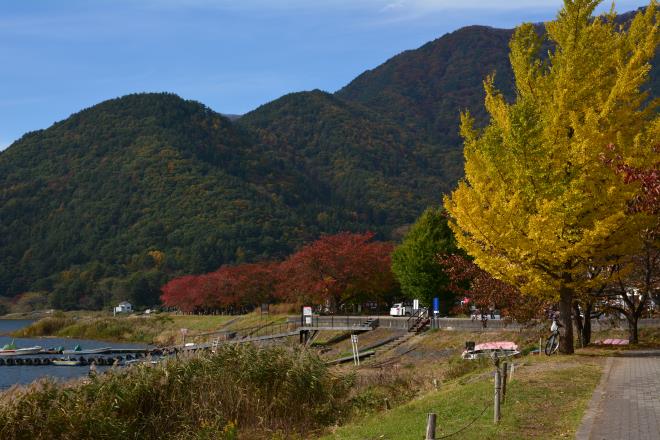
[161,262,279,313]
[277,232,397,312]
[438,254,548,323]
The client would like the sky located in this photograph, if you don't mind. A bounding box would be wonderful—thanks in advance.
[0,0,650,150]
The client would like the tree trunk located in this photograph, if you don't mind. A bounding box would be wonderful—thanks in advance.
[627,314,639,344]
[573,301,584,348]
[559,283,574,354]
[582,302,592,346]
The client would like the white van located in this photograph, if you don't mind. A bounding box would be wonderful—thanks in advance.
[390,303,410,316]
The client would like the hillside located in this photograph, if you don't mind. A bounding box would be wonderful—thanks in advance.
[337,8,657,146]
[239,90,462,227]
[0,93,344,305]
[337,25,516,146]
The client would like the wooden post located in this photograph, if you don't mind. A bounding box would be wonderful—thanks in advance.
[539,337,542,355]
[501,362,508,404]
[494,369,501,423]
[425,413,437,440]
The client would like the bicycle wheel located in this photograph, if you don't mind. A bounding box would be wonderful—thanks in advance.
[545,334,559,355]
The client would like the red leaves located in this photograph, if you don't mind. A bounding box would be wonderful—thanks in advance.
[438,254,547,323]
[277,232,396,309]
[161,232,396,312]
[602,143,660,214]
[161,262,278,312]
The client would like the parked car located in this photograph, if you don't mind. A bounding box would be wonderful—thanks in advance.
[389,303,411,317]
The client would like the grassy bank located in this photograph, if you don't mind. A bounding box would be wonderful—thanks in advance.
[0,321,618,439]
[9,312,284,345]
[323,356,603,439]
[0,345,350,440]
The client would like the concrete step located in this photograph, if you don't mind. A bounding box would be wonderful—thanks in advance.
[368,333,415,362]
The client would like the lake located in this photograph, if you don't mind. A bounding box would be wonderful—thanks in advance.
[0,319,150,390]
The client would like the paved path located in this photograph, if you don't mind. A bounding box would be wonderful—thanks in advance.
[577,353,660,440]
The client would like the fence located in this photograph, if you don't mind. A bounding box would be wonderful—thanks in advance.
[422,359,514,439]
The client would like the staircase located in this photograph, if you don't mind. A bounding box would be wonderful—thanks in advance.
[409,317,430,333]
[369,332,415,362]
[362,317,380,329]
[407,309,430,333]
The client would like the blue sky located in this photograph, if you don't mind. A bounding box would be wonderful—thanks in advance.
[0,0,649,150]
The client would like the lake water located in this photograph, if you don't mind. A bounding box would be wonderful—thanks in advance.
[0,319,150,390]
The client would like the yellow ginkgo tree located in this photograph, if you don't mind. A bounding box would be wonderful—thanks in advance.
[444,0,658,353]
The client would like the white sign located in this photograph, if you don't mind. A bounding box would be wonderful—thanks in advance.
[413,299,419,310]
[302,306,313,316]
[180,328,188,335]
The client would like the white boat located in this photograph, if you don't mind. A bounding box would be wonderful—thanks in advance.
[0,340,43,356]
[51,358,82,366]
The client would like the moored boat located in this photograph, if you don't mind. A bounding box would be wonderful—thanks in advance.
[0,340,43,356]
[51,358,83,366]
[62,344,112,355]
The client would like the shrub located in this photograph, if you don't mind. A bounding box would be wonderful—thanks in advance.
[0,345,350,439]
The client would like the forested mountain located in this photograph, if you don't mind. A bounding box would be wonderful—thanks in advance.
[337,8,657,144]
[0,94,344,307]
[336,25,516,146]
[0,10,656,308]
[239,90,462,227]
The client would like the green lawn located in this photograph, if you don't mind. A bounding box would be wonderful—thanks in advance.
[321,356,602,440]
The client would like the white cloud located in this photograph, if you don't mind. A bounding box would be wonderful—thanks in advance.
[139,0,646,15]
[135,0,562,13]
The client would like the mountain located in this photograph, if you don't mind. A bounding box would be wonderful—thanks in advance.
[239,90,462,227]
[337,25,516,146]
[0,93,346,306]
[0,9,656,308]
[337,7,657,147]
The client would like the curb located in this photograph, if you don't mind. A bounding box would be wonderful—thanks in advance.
[575,357,614,440]
[614,350,660,358]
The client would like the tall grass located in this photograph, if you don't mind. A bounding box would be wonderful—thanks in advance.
[9,316,75,337]
[0,345,350,439]
[11,315,175,344]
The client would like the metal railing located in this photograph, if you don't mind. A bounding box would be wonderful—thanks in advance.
[407,308,429,332]
[301,315,380,329]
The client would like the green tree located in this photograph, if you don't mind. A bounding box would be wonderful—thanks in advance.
[444,1,658,353]
[391,208,461,312]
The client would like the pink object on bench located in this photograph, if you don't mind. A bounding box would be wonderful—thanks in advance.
[473,341,519,351]
[595,338,629,345]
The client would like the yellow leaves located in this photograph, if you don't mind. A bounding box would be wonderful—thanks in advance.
[509,23,544,99]
[148,250,165,267]
[483,76,510,134]
[445,2,658,298]
[459,112,477,146]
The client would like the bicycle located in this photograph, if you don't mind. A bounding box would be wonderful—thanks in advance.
[545,317,561,355]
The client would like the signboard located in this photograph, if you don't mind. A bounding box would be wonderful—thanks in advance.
[433,297,440,316]
[303,306,313,325]
[180,328,188,336]
[413,299,419,310]
[351,334,360,365]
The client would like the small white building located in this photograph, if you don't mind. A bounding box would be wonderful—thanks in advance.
[114,301,133,314]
